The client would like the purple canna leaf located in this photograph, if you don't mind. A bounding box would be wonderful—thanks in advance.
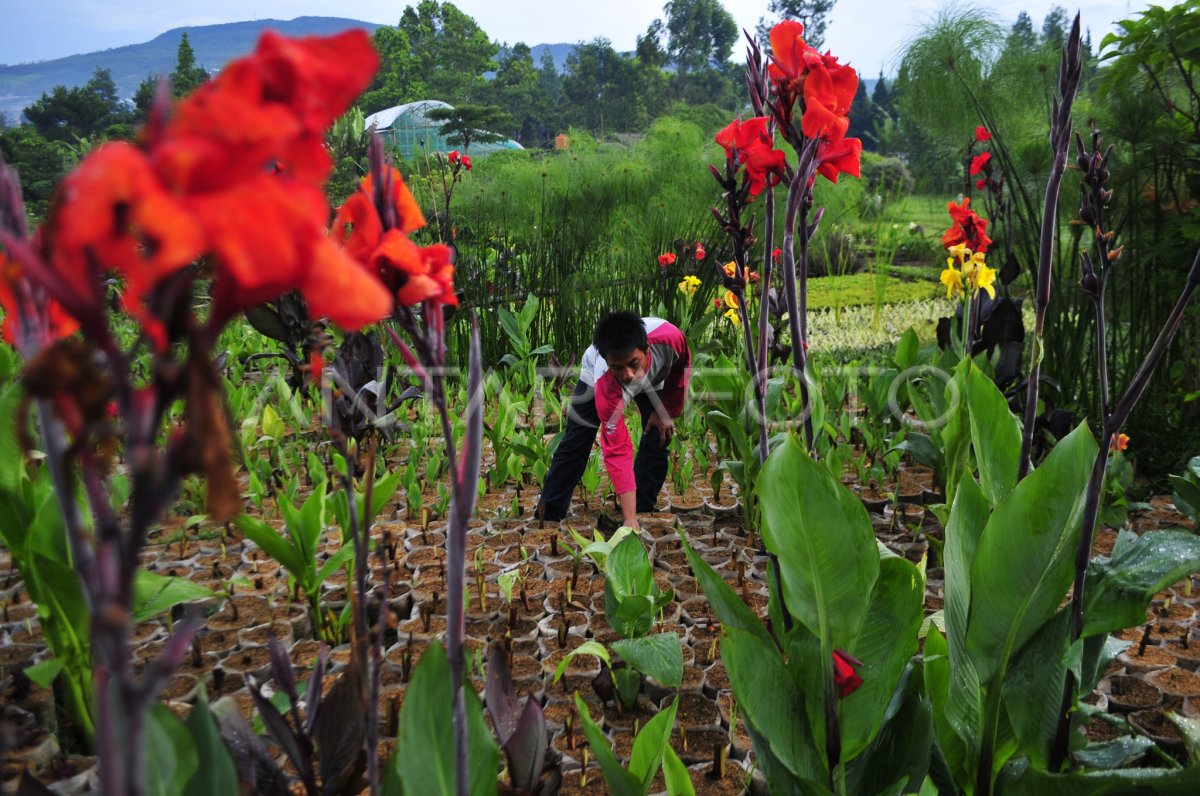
[268,633,299,706]
[313,662,367,796]
[456,319,484,519]
[304,644,329,736]
[485,645,520,746]
[505,698,549,794]
[247,675,315,793]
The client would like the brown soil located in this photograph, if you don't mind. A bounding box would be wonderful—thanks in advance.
[1148,666,1200,697]
[219,646,272,674]
[1107,675,1162,711]
[675,692,721,729]
[1128,707,1184,746]
[1119,643,1177,672]
[1082,714,1123,743]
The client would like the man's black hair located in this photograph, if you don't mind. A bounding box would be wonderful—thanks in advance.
[593,311,647,358]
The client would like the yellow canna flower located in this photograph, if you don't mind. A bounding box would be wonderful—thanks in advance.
[941,263,964,299]
[948,242,971,265]
[723,307,742,326]
[972,261,997,298]
[678,274,701,295]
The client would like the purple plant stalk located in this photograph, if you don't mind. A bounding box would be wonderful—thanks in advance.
[326,433,384,793]
[1,155,205,796]
[746,30,775,464]
[363,133,484,794]
[1017,14,1082,480]
[1046,124,1200,767]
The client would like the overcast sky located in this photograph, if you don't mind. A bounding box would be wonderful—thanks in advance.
[0,0,1159,77]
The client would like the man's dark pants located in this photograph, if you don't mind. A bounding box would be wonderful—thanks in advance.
[537,379,670,521]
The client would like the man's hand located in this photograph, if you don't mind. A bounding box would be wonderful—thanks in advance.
[646,412,675,445]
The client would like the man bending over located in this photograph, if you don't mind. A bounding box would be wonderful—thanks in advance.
[536,311,691,529]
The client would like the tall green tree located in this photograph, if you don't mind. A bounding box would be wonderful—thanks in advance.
[661,0,738,105]
[24,67,131,143]
[0,125,68,220]
[1040,5,1070,51]
[358,26,423,113]
[846,79,876,149]
[486,43,543,145]
[133,32,212,113]
[1007,11,1038,51]
[757,0,837,50]
[562,40,643,133]
[397,0,498,103]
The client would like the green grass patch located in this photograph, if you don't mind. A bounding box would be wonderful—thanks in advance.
[889,194,951,231]
[807,272,940,310]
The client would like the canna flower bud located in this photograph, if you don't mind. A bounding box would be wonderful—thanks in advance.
[1079,252,1099,296]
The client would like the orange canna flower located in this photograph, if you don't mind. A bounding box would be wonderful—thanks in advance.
[0,250,79,345]
[368,231,458,308]
[1110,433,1129,452]
[768,20,810,88]
[302,237,393,329]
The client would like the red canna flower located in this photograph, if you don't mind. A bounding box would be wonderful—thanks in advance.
[832,649,863,697]
[461,155,472,171]
[43,142,206,342]
[772,247,782,260]
[815,136,863,184]
[801,54,858,142]
[975,126,991,142]
[942,198,992,253]
[716,117,787,195]
[658,252,677,267]
[976,178,988,190]
[448,150,460,164]
[694,242,706,260]
[308,348,324,385]
[741,138,787,196]
[716,117,769,160]
[969,151,991,176]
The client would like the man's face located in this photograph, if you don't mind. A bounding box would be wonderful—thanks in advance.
[604,347,648,387]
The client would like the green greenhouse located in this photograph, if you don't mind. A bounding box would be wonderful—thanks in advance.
[363,100,524,160]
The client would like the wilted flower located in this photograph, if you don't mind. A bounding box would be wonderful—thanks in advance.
[833,650,863,697]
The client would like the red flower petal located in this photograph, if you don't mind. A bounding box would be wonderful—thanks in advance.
[969,151,991,176]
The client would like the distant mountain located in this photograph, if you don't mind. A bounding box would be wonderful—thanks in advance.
[0,19,580,126]
[0,17,382,124]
